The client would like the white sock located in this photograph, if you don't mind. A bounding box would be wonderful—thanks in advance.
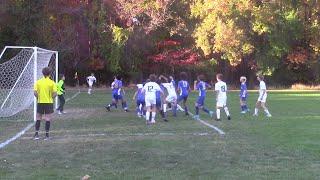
[224,107,230,116]
[146,111,150,121]
[254,108,258,115]
[151,112,156,121]
[163,104,167,112]
[264,108,270,115]
[216,109,221,119]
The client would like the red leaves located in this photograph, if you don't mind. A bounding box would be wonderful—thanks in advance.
[286,47,308,64]
[157,39,181,49]
[148,48,199,65]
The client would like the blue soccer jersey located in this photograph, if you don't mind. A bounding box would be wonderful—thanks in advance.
[137,88,145,101]
[196,81,207,97]
[112,80,123,95]
[178,80,189,96]
[240,82,248,99]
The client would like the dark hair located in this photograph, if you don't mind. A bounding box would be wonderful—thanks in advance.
[258,74,264,80]
[216,73,223,80]
[59,74,65,80]
[149,74,157,82]
[197,74,205,81]
[42,67,52,77]
[116,75,122,80]
[180,72,187,80]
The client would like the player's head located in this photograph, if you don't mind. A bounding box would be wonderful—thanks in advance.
[42,67,52,77]
[116,75,122,80]
[240,76,246,83]
[197,74,205,81]
[59,74,65,80]
[257,74,264,81]
[160,76,167,83]
[216,73,223,81]
[149,74,157,82]
[169,76,174,81]
[180,72,187,80]
[91,73,94,76]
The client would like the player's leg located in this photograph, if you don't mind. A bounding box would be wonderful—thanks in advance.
[254,101,261,116]
[58,95,65,114]
[151,104,157,123]
[120,97,129,112]
[43,104,54,140]
[240,98,246,113]
[223,105,231,120]
[261,102,272,117]
[88,84,92,94]
[34,105,43,140]
[157,99,167,121]
[172,98,177,117]
[136,100,141,117]
[105,95,118,111]
[216,106,221,121]
[183,96,189,115]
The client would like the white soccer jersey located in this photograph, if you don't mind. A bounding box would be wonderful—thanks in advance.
[143,82,162,100]
[215,80,227,99]
[258,81,267,102]
[162,82,177,97]
[87,75,96,86]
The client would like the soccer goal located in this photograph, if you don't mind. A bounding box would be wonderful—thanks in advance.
[0,46,58,121]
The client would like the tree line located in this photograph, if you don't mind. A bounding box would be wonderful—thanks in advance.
[0,0,319,87]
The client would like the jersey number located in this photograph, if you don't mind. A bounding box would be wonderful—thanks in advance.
[148,86,153,92]
[221,86,226,92]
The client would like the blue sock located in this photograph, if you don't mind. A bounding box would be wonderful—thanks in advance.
[244,105,248,110]
[241,105,244,111]
[122,102,128,109]
[195,106,199,115]
[203,107,210,114]
[173,105,177,116]
[184,106,188,113]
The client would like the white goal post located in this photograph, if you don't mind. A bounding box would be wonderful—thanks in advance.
[0,46,58,121]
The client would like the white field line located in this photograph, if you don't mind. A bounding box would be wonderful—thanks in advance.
[0,91,81,150]
[20,132,213,140]
[177,105,225,135]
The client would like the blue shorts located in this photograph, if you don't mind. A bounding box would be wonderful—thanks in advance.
[240,96,247,101]
[156,98,162,108]
[178,94,188,102]
[196,96,205,106]
[113,94,123,100]
[136,99,145,106]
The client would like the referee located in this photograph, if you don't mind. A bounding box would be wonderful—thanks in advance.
[33,67,57,140]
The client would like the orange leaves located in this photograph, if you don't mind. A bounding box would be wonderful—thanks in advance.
[286,47,308,64]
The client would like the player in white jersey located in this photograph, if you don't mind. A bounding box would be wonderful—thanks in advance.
[159,75,178,117]
[214,74,231,121]
[86,73,97,94]
[254,75,272,117]
[143,74,164,124]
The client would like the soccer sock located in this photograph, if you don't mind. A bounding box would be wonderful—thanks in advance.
[173,105,177,116]
[202,107,210,114]
[45,121,50,137]
[216,109,221,119]
[184,106,188,112]
[244,105,248,110]
[241,105,244,111]
[146,111,150,121]
[151,112,156,122]
[35,120,41,135]
[195,106,199,115]
[136,107,140,114]
[254,108,258,115]
[224,107,230,117]
[264,108,271,115]
[163,104,167,113]
[122,102,128,110]
[160,110,165,118]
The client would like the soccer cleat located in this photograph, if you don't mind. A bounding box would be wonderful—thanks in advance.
[241,111,246,114]
[266,114,272,118]
[193,115,200,121]
[44,136,50,141]
[124,109,130,112]
[163,118,168,122]
[215,118,221,121]
[105,105,110,112]
[58,111,62,115]
[209,111,214,118]
[227,116,231,120]
[33,134,40,140]
[253,114,258,117]
[185,112,189,116]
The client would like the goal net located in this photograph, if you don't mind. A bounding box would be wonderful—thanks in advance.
[0,46,58,121]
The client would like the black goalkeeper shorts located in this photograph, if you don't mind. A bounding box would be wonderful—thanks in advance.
[37,103,54,114]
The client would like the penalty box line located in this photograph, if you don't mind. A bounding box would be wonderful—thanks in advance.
[177,105,225,136]
[0,91,81,150]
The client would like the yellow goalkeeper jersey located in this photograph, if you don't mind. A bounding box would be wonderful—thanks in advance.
[34,77,57,103]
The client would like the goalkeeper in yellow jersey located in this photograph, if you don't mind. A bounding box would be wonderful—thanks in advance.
[33,67,57,140]
[56,74,66,115]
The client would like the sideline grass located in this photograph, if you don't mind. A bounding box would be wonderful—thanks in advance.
[0,90,320,179]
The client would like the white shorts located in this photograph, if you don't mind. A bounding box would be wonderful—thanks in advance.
[145,97,156,107]
[166,94,177,103]
[258,94,267,103]
[216,97,227,107]
[88,82,93,87]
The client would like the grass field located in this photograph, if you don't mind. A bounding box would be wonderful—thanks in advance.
[0,89,320,179]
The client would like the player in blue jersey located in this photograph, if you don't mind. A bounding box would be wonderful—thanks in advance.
[133,84,145,118]
[105,75,129,112]
[177,72,191,116]
[239,76,249,114]
[194,75,214,120]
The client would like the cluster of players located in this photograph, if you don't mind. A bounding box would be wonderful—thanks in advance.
[90,72,272,125]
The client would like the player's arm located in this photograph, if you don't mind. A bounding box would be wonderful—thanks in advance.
[52,83,57,98]
[206,82,212,89]
[214,84,219,99]
[132,91,137,100]
[260,89,266,101]
[159,75,168,82]
[33,83,38,98]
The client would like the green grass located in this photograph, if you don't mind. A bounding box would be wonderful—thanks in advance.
[0,90,320,179]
